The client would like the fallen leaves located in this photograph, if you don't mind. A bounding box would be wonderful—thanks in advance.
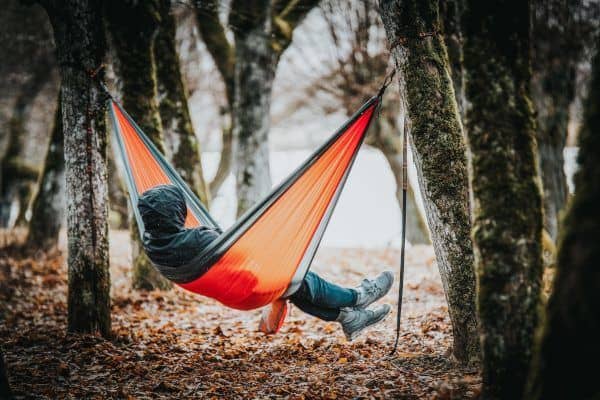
[0,230,481,399]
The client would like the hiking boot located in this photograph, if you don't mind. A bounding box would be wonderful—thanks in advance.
[337,304,391,341]
[354,271,394,308]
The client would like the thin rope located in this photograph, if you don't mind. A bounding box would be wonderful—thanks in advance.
[390,111,408,356]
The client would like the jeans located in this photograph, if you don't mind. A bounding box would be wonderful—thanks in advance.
[289,272,358,321]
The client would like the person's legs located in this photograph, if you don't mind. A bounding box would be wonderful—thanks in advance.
[289,271,358,310]
[291,298,340,321]
[288,271,394,341]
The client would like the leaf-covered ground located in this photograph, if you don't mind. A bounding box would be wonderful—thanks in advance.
[1,230,480,399]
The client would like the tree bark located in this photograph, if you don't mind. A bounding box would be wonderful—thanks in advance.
[105,0,172,291]
[197,0,319,214]
[41,0,111,337]
[440,0,466,122]
[26,97,65,252]
[379,0,479,364]
[526,36,600,400]
[463,1,544,397]
[155,0,210,206]
[230,0,276,215]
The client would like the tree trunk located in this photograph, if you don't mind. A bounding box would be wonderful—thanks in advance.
[0,349,10,399]
[230,1,275,216]
[41,0,111,337]
[440,0,466,122]
[526,36,600,400]
[379,0,479,364]
[531,0,577,241]
[463,1,544,398]
[366,96,430,244]
[155,0,210,206]
[0,66,48,228]
[26,97,65,252]
[106,0,172,291]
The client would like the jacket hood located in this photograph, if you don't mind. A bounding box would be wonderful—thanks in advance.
[138,184,187,235]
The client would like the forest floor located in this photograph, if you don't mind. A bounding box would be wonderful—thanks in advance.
[1,229,481,399]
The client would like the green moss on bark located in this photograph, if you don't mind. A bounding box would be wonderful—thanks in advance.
[105,0,171,291]
[379,0,479,364]
[155,0,210,206]
[526,37,600,400]
[42,0,112,338]
[463,1,544,398]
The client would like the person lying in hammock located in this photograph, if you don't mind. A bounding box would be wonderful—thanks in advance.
[138,184,394,341]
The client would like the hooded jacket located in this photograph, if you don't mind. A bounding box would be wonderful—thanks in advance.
[137,184,219,268]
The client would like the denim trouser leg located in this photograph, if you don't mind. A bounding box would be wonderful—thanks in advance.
[289,272,357,321]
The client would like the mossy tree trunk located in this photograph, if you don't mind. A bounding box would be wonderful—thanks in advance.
[0,65,48,228]
[155,0,210,206]
[40,0,111,337]
[463,1,544,397]
[440,0,465,122]
[229,0,276,215]
[526,36,600,400]
[196,0,319,214]
[105,0,172,291]
[26,96,65,252]
[379,0,479,364]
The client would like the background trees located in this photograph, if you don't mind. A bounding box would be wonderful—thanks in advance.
[195,0,319,215]
[526,34,600,400]
[25,101,65,252]
[463,0,544,397]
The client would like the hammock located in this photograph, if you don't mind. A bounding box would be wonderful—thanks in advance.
[108,93,381,328]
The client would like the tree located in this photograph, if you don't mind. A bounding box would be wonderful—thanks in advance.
[379,0,479,363]
[0,65,54,229]
[196,0,320,215]
[440,0,465,120]
[463,0,543,397]
[105,0,172,291]
[40,0,111,337]
[155,0,210,206]
[26,98,65,252]
[526,35,600,400]
[0,1,57,229]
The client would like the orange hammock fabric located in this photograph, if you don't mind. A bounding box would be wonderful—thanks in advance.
[109,97,379,313]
